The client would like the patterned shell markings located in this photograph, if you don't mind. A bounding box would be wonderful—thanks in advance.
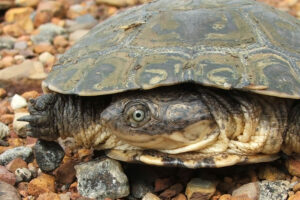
[44,0,300,98]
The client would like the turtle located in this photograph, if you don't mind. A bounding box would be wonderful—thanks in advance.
[19,0,300,168]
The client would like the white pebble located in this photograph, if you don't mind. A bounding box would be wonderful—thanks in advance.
[38,52,55,65]
[11,94,27,110]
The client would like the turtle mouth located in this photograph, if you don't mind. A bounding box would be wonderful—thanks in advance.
[106,149,280,168]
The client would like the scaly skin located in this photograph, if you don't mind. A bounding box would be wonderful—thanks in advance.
[19,85,300,167]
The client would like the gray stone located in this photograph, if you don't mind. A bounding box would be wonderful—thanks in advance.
[131,179,153,199]
[34,140,65,172]
[15,168,32,182]
[0,146,32,166]
[0,181,21,200]
[31,23,67,44]
[259,180,290,200]
[14,41,27,50]
[232,180,291,200]
[66,14,97,32]
[0,36,15,50]
[0,122,9,140]
[75,158,129,200]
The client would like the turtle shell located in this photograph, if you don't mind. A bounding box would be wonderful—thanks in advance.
[44,0,300,99]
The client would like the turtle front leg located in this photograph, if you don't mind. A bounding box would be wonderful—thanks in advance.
[18,93,115,149]
[18,94,60,141]
[283,103,300,154]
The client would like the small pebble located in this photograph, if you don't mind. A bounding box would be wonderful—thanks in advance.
[34,140,65,172]
[258,165,286,181]
[11,94,27,110]
[0,88,7,98]
[0,121,10,139]
[155,177,173,192]
[131,178,153,199]
[14,55,25,64]
[14,41,27,50]
[13,112,29,138]
[15,168,32,182]
[0,114,14,124]
[0,146,32,166]
[0,36,15,50]
[293,182,300,192]
[38,51,55,65]
[173,193,187,200]
[75,158,129,199]
[28,173,56,196]
[69,29,89,42]
[53,160,77,184]
[160,183,183,199]
[0,165,16,185]
[142,192,161,200]
[185,178,217,200]
[0,180,21,200]
[288,191,300,200]
[259,180,290,200]
[286,158,300,177]
[6,157,28,173]
[232,182,259,200]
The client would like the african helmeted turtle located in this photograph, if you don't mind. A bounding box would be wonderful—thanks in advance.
[20,0,300,168]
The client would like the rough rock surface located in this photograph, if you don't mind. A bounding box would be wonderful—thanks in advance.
[75,158,129,199]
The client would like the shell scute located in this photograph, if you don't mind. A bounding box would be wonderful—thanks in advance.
[44,0,300,99]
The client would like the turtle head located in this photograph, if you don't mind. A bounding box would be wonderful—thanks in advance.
[101,86,218,153]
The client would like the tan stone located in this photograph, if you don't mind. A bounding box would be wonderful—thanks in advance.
[5,7,34,33]
[1,56,14,68]
[142,192,161,200]
[6,158,27,173]
[0,88,7,98]
[96,0,141,7]
[154,178,173,192]
[28,173,55,196]
[294,183,300,193]
[21,91,40,100]
[219,194,232,200]
[185,178,217,200]
[288,191,300,200]
[286,158,300,177]
[15,0,39,7]
[37,192,61,200]
[160,183,183,199]
[3,23,25,37]
[232,182,259,200]
[34,11,52,27]
[0,114,14,124]
[53,35,69,48]
[172,193,187,200]
[258,165,287,181]
[33,43,55,54]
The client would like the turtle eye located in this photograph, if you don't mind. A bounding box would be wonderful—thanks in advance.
[133,109,145,122]
[124,102,150,127]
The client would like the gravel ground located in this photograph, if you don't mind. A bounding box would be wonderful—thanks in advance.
[0,0,300,200]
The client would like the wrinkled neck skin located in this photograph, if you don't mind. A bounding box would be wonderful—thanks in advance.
[23,85,300,156]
